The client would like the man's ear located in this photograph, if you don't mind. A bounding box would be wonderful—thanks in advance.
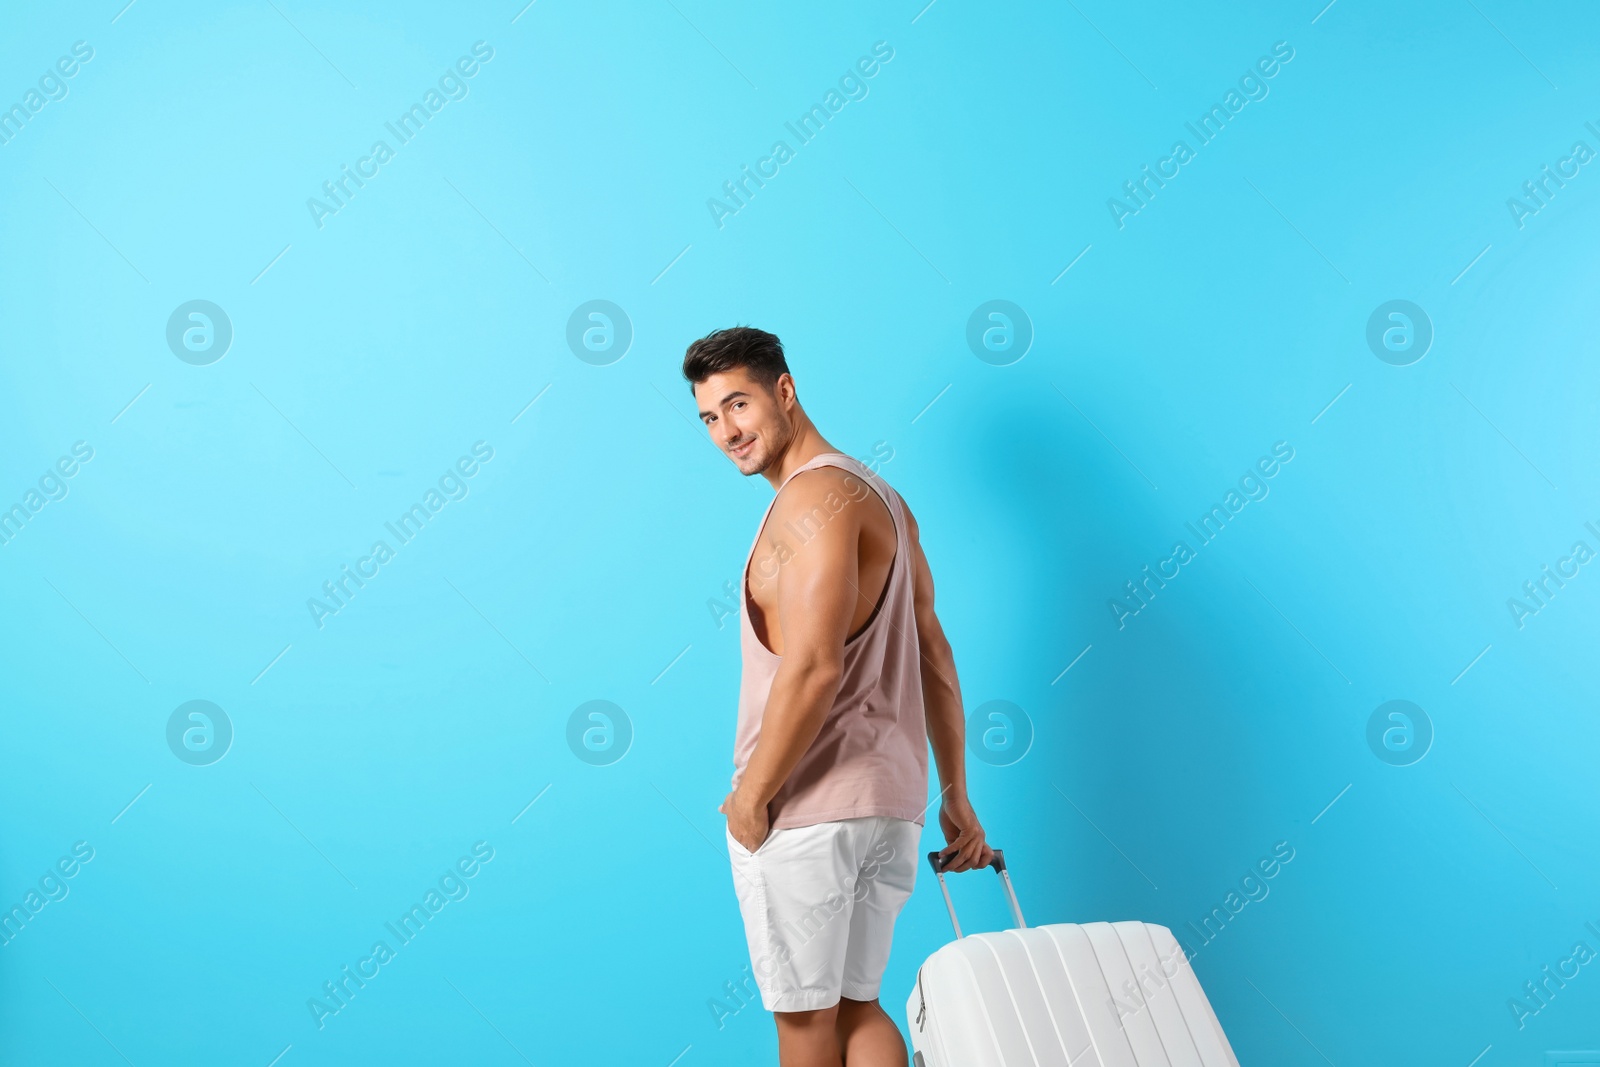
[776,372,797,407]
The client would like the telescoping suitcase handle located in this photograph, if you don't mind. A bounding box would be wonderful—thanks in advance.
[927,849,1026,938]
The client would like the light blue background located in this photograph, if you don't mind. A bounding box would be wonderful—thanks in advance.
[3,1,1598,1063]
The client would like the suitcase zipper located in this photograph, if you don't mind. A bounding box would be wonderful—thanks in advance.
[915,969,926,1029]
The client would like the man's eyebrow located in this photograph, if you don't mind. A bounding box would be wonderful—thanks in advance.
[698,390,751,419]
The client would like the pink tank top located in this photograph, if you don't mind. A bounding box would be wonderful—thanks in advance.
[731,452,929,830]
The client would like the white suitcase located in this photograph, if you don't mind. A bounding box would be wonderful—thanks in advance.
[907,850,1241,1067]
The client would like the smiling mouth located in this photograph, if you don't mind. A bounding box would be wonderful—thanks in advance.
[730,438,756,458]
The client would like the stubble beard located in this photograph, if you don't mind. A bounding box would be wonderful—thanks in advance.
[734,412,793,477]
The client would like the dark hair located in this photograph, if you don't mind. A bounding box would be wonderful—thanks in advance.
[682,326,790,392]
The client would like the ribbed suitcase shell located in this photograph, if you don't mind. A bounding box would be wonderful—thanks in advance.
[906,921,1240,1067]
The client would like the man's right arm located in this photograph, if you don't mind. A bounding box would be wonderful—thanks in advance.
[905,501,994,873]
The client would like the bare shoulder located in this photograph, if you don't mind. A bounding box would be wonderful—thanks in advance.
[768,465,878,531]
[900,493,922,542]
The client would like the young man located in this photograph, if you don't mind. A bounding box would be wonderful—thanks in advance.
[684,326,993,1067]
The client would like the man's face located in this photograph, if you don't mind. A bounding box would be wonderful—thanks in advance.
[694,368,794,476]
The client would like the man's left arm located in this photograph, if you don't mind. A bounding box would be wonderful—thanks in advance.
[904,501,994,873]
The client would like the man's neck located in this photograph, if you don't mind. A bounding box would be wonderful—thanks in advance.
[761,419,841,491]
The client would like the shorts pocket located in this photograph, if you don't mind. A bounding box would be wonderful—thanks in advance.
[727,823,774,859]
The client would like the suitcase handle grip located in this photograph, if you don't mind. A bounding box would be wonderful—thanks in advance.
[929,849,1007,874]
[926,849,1026,939]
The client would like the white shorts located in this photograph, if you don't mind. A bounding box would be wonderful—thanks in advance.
[727,815,921,1012]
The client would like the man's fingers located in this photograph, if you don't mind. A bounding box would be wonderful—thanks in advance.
[934,820,994,873]
[941,826,999,873]
[940,831,979,870]
[954,836,988,873]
